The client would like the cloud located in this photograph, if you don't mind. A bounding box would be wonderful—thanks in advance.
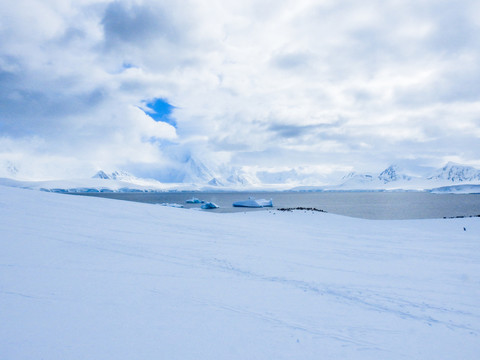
[1,0,480,181]
[101,1,178,46]
[271,51,313,70]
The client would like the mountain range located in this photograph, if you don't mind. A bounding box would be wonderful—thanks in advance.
[1,162,480,193]
[294,163,480,192]
[352,162,480,184]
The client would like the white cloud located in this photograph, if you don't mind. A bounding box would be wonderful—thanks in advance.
[1,0,479,181]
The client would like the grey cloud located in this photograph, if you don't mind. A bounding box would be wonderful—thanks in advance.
[56,27,87,46]
[268,124,318,138]
[101,1,179,47]
[346,88,374,104]
[267,120,346,139]
[208,119,350,155]
[426,1,480,53]
[347,28,399,69]
[394,63,480,107]
[232,146,350,169]
[0,69,107,136]
[435,65,480,103]
[271,51,312,70]
[210,138,251,152]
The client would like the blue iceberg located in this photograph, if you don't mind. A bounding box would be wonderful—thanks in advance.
[201,202,219,209]
[186,197,205,204]
[232,197,273,208]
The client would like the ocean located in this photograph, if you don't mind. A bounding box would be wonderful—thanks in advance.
[72,191,480,220]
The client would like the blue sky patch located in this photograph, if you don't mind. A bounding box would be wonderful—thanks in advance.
[144,98,176,127]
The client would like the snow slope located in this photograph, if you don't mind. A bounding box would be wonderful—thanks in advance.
[1,186,479,359]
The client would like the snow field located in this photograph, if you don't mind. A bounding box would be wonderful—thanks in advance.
[1,185,479,359]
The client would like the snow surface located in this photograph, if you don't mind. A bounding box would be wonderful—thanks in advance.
[1,186,480,359]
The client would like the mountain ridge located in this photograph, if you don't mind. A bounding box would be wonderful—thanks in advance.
[1,162,480,193]
[427,162,480,182]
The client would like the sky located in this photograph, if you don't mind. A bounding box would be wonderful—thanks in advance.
[1,0,480,183]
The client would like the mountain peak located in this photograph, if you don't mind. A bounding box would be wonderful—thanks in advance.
[182,156,217,184]
[378,165,411,183]
[341,172,357,180]
[428,163,480,182]
[207,177,224,186]
[92,170,111,179]
[340,173,375,185]
[92,170,136,181]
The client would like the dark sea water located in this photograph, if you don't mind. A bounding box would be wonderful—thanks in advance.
[73,191,480,220]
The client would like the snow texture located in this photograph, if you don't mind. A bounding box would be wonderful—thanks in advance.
[1,186,479,359]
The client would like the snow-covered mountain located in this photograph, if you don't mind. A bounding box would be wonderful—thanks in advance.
[340,172,375,184]
[182,157,217,184]
[330,163,480,191]
[92,170,111,180]
[257,169,301,184]
[256,168,331,187]
[92,170,139,182]
[166,156,253,187]
[378,165,412,183]
[427,162,480,182]
[1,162,480,193]
[177,156,256,187]
[225,169,257,186]
[334,165,415,190]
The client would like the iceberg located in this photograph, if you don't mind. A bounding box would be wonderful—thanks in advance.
[185,197,205,204]
[232,197,273,208]
[159,203,184,208]
[201,202,219,209]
